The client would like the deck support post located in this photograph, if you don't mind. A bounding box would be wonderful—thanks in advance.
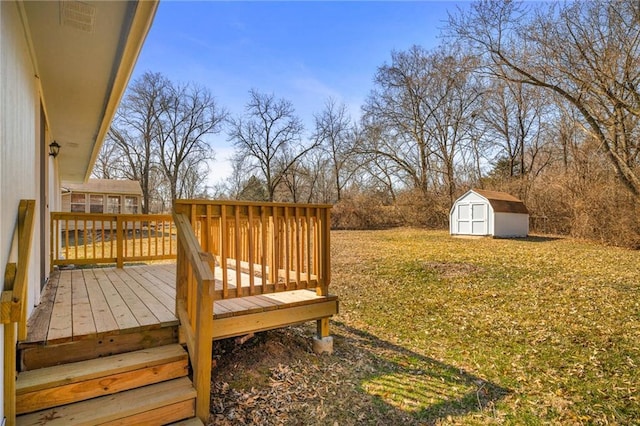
[313,317,333,354]
[316,317,329,338]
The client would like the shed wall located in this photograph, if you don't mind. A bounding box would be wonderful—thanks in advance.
[493,212,529,238]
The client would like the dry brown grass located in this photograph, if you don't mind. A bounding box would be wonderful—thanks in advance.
[208,229,640,424]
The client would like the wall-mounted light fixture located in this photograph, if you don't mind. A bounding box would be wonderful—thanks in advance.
[49,141,61,158]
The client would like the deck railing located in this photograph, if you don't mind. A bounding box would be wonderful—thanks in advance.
[174,200,332,300]
[172,199,330,420]
[173,211,214,422]
[50,212,176,268]
[1,200,36,426]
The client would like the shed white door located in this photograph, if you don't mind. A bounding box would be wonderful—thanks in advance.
[471,203,487,235]
[456,203,471,234]
[456,202,487,235]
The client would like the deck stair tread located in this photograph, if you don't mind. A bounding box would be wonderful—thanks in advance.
[16,377,196,426]
[16,344,188,414]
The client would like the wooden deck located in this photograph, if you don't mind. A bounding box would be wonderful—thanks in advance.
[24,263,337,346]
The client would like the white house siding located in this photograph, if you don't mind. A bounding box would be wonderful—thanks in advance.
[1,2,43,419]
[494,212,529,238]
[61,193,71,211]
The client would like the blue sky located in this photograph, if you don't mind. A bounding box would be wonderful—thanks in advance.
[132,1,468,185]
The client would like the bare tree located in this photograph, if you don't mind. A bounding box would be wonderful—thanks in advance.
[362,45,483,202]
[280,159,307,203]
[94,72,224,210]
[362,46,434,193]
[156,81,227,204]
[450,0,640,197]
[480,77,550,180]
[300,149,334,203]
[428,50,483,202]
[91,137,119,180]
[228,90,315,201]
[102,72,168,212]
[176,158,209,199]
[312,98,358,202]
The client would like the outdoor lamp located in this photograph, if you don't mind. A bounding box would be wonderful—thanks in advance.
[49,141,61,158]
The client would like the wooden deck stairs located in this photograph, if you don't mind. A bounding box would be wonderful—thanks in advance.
[15,335,203,425]
[2,200,336,425]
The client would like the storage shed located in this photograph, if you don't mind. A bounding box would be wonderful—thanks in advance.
[450,189,529,238]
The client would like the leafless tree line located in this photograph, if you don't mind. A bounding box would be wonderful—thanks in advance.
[95,1,640,246]
[93,72,227,213]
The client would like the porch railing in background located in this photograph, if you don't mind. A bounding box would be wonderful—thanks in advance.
[1,199,36,426]
[174,200,332,300]
[50,213,176,269]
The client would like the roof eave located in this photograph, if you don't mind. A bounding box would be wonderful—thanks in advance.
[84,1,159,182]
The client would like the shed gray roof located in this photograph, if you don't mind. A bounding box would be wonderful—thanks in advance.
[473,189,529,214]
[62,179,143,196]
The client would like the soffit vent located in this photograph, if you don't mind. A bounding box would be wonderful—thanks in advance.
[60,1,96,33]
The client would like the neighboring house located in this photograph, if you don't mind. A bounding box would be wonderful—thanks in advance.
[450,189,529,238]
[0,1,157,422]
[62,179,143,214]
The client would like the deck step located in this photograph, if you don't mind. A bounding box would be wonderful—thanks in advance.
[16,377,197,425]
[16,344,188,415]
[19,325,179,371]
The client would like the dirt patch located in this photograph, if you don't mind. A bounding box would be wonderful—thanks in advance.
[423,262,483,279]
[212,328,314,390]
[207,324,404,425]
[207,322,506,425]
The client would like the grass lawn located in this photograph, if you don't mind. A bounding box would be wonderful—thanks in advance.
[210,229,639,425]
[330,229,639,424]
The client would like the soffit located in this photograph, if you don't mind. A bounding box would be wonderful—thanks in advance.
[23,1,156,182]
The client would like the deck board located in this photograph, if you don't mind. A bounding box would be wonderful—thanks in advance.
[120,268,176,324]
[25,272,59,343]
[24,263,336,346]
[71,270,97,339]
[84,269,119,334]
[92,268,139,331]
[108,269,161,328]
[47,269,73,343]
[132,267,176,313]
[141,265,176,295]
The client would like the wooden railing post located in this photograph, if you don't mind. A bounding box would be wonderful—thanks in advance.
[317,206,331,297]
[173,204,215,422]
[316,206,331,339]
[2,200,36,426]
[4,322,17,426]
[193,275,213,420]
[116,215,124,268]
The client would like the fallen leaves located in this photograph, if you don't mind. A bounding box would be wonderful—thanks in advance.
[206,229,640,424]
